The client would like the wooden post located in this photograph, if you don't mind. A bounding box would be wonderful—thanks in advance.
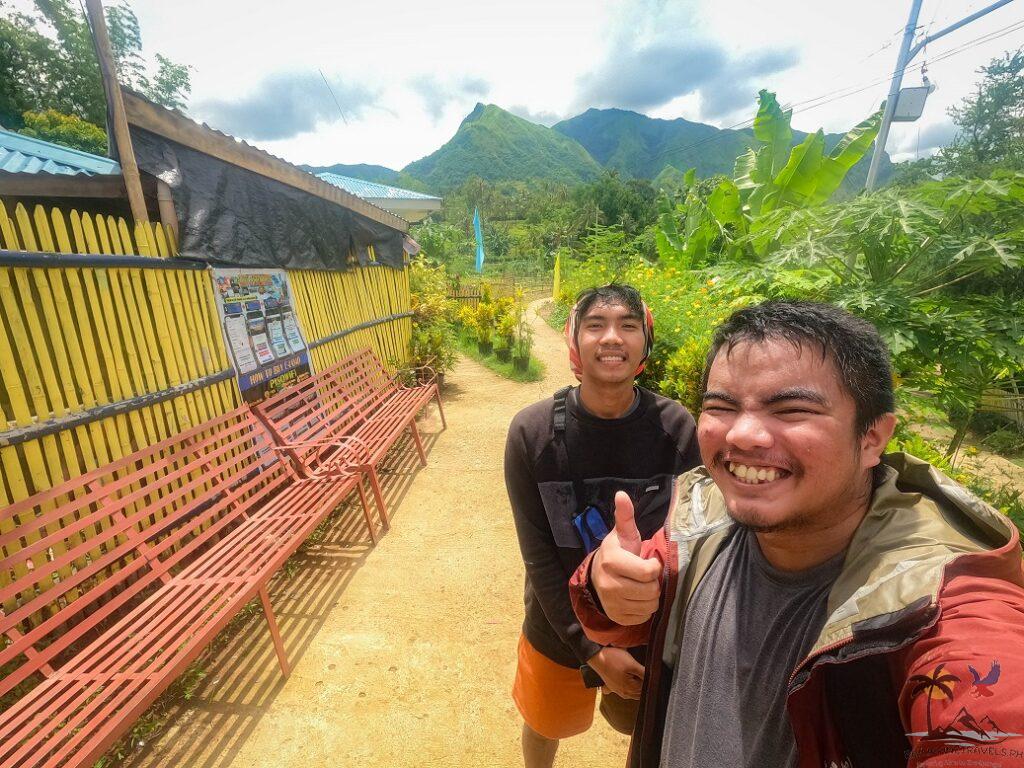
[156,180,178,240]
[84,0,149,225]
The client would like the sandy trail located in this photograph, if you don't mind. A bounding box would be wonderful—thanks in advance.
[128,298,630,768]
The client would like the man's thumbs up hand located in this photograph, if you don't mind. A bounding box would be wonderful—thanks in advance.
[591,491,663,626]
[613,491,642,556]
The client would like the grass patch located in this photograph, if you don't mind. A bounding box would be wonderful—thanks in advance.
[546,301,570,333]
[456,333,544,382]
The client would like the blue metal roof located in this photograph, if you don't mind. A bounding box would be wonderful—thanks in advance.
[0,128,120,176]
[315,171,440,202]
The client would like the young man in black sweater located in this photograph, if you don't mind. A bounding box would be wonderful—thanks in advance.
[505,284,700,768]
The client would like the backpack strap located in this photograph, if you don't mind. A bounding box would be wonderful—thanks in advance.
[552,385,572,435]
[551,385,589,520]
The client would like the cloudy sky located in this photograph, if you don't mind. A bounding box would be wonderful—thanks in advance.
[117,0,1024,169]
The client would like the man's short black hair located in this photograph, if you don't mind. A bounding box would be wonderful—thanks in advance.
[573,284,644,323]
[702,300,895,435]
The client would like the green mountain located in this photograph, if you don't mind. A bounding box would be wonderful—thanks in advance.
[401,103,602,190]
[553,108,893,190]
[554,109,739,179]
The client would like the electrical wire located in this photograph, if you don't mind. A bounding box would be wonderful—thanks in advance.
[645,16,1024,163]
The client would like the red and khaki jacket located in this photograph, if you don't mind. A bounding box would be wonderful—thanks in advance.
[571,453,1024,768]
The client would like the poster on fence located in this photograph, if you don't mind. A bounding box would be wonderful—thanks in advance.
[211,268,311,404]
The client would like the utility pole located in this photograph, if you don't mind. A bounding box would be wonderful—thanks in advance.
[84,0,149,225]
[865,0,1017,190]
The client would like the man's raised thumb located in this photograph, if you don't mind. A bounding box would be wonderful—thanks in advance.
[613,491,641,556]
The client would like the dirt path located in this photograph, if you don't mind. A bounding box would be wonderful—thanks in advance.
[129,299,629,768]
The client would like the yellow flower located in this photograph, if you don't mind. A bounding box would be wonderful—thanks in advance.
[693,301,701,309]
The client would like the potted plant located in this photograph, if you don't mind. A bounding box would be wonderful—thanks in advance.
[495,310,517,362]
[474,300,496,355]
[513,315,533,372]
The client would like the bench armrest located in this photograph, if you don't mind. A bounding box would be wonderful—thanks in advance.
[271,435,372,468]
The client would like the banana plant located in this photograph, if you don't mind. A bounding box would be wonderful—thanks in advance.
[656,90,883,266]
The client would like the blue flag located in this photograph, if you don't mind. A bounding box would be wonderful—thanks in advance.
[473,207,485,273]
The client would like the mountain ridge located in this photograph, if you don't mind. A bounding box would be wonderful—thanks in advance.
[401,103,603,191]
[308,104,893,194]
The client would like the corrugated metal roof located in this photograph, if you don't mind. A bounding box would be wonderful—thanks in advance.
[316,172,440,202]
[0,128,120,176]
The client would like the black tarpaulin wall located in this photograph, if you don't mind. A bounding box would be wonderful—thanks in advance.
[131,127,405,270]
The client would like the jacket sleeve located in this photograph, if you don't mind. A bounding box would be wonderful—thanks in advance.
[895,550,1024,767]
[569,528,668,648]
[505,417,602,664]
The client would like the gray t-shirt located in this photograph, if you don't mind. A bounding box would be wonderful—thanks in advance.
[660,526,844,768]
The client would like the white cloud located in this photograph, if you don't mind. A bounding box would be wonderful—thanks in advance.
[126,0,1024,169]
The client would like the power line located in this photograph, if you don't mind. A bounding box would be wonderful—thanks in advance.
[647,17,1024,165]
[318,68,349,126]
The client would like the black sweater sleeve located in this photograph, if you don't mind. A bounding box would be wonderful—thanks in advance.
[504,416,601,665]
[676,410,703,473]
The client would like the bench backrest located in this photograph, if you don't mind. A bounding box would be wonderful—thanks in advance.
[253,348,397,471]
[327,349,398,416]
[0,406,298,700]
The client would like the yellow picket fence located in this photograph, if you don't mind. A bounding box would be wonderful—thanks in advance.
[0,202,237,508]
[0,201,412,500]
[290,263,412,373]
[0,201,412,624]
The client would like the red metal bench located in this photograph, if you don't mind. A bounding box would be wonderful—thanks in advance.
[0,406,372,768]
[253,348,445,526]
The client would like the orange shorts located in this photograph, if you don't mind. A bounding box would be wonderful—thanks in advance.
[512,634,638,740]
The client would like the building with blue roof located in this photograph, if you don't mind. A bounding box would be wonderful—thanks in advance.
[316,172,441,222]
[0,127,121,177]
[0,126,440,230]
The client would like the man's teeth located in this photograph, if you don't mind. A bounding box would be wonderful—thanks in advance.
[727,462,781,484]
[598,354,625,361]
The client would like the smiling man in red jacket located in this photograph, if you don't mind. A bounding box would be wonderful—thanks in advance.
[571,300,1024,768]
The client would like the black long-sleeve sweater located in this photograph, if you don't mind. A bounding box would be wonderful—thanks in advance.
[504,386,701,668]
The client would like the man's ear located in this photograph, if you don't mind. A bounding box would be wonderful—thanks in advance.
[860,412,897,468]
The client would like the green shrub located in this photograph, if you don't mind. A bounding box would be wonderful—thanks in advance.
[20,109,106,155]
[409,257,459,374]
[658,338,707,416]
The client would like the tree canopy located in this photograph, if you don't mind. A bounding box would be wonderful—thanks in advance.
[0,0,190,152]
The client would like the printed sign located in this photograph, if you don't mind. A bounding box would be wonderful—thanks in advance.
[211,268,311,403]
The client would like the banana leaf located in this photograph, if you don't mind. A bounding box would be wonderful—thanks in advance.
[807,109,883,205]
[752,89,793,177]
[709,179,745,231]
[762,131,825,213]
[734,146,771,190]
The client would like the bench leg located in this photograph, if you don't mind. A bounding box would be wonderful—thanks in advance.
[366,464,390,531]
[409,419,427,467]
[356,476,379,544]
[259,585,290,677]
[434,387,447,429]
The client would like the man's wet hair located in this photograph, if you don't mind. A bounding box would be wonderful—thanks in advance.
[573,284,645,324]
[702,300,895,435]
